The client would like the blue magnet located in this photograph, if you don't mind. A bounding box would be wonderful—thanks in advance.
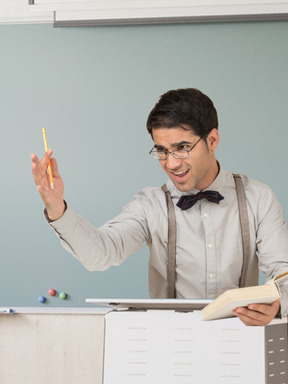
[38,295,47,304]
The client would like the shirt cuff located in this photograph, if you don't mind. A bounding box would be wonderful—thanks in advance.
[44,201,67,223]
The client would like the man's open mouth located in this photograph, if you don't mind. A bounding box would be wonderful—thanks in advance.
[172,169,189,180]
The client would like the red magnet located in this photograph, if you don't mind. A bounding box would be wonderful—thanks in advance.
[48,288,57,297]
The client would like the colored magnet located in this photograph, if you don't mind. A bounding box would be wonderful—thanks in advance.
[38,295,47,304]
[48,288,57,297]
[59,292,67,300]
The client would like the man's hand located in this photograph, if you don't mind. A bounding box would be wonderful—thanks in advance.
[232,298,280,326]
[31,149,65,221]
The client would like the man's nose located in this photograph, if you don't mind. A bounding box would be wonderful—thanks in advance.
[165,152,183,168]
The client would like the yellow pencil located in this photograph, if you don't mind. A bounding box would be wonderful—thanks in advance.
[42,128,54,190]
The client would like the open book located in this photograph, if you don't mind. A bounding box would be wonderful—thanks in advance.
[201,270,288,321]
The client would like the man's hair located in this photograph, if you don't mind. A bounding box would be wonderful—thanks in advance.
[146,88,218,138]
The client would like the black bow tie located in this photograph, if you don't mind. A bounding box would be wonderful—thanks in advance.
[177,190,224,210]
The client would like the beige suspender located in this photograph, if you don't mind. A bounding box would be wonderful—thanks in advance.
[161,174,256,299]
[233,174,251,289]
[162,183,177,299]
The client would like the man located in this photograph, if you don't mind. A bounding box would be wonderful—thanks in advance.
[31,88,288,326]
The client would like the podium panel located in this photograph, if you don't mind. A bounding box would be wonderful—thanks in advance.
[103,310,288,384]
[0,308,106,384]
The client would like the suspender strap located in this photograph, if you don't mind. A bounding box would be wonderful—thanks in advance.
[232,174,251,288]
[161,184,177,298]
[162,174,252,298]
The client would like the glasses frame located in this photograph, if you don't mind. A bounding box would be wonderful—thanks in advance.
[149,135,204,160]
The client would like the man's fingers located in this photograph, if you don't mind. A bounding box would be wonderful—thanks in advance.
[232,299,280,326]
[31,153,42,183]
[41,149,53,170]
[50,157,60,178]
[31,151,53,188]
[234,310,267,326]
[247,299,280,316]
[31,153,39,165]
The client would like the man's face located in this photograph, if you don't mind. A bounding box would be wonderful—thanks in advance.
[152,126,219,192]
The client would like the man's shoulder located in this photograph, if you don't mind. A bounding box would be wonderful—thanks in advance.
[121,185,167,216]
[234,173,272,193]
[123,185,165,207]
[133,185,167,202]
[230,172,278,209]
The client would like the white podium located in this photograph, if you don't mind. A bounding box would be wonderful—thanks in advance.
[0,303,287,384]
[93,300,287,384]
[103,310,287,384]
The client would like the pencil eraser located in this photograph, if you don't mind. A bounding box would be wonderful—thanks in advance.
[48,289,57,297]
[38,295,47,304]
[59,292,67,300]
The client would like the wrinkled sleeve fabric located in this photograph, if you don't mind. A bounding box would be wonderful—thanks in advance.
[249,180,288,317]
[45,191,152,272]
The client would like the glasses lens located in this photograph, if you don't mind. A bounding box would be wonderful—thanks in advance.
[172,150,188,159]
[157,151,167,159]
[150,150,166,159]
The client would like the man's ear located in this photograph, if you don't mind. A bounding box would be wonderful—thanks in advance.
[207,128,219,151]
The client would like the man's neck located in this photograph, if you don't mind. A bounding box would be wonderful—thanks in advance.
[197,160,220,191]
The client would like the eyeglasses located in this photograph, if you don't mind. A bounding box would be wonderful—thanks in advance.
[149,135,204,160]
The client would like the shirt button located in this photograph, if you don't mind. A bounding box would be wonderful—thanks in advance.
[208,243,213,248]
[203,213,208,218]
[209,274,214,279]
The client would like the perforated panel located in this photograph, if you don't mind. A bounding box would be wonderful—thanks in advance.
[265,323,288,384]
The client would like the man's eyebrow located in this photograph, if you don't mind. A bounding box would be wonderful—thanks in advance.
[154,141,192,149]
[171,141,192,148]
[153,144,166,150]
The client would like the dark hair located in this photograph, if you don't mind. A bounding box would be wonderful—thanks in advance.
[146,88,218,138]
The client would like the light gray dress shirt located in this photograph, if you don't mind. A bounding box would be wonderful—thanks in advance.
[48,166,288,316]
